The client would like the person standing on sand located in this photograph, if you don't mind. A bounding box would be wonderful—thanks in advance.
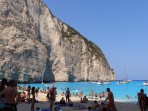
[47,87,56,110]
[65,88,70,103]
[0,80,18,111]
[31,87,35,111]
[105,88,117,111]
[0,78,7,111]
[137,89,147,111]
[90,90,94,99]
[26,85,31,102]
[22,84,26,91]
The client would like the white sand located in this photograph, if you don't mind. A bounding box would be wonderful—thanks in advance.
[17,93,140,111]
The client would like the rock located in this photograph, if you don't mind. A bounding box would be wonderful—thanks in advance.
[0,0,115,82]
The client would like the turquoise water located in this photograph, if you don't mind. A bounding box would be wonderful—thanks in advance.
[18,80,148,103]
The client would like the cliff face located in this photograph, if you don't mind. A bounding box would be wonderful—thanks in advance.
[0,0,115,82]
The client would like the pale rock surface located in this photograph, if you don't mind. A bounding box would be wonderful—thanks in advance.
[0,0,115,82]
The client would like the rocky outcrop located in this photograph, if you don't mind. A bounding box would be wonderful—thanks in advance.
[0,0,116,82]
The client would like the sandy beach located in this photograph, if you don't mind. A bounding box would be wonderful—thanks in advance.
[17,93,140,111]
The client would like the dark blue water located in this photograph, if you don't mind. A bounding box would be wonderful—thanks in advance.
[18,80,148,102]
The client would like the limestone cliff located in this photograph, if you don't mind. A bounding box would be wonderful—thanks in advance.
[0,0,116,82]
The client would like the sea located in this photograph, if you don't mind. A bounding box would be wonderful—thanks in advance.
[18,80,148,103]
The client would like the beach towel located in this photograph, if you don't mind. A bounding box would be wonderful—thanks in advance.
[54,105,61,110]
[36,107,42,111]
[68,103,73,107]
[42,108,51,111]
[36,108,51,111]
[73,104,86,110]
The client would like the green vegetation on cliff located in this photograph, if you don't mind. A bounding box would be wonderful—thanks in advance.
[61,24,108,64]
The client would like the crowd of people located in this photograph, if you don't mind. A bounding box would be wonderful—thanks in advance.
[0,78,148,111]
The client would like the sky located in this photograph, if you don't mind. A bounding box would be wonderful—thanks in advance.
[42,0,148,80]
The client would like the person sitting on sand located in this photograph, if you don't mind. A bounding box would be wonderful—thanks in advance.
[88,106,92,111]
[42,89,45,93]
[99,92,105,99]
[95,93,98,98]
[81,96,88,103]
[18,91,26,102]
[72,92,75,97]
[91,101,100,110]
[105,88,117,111]
[60,97,66,105]
[100,102,107,111]
[17,86,21,92]
[75,93,79,97]
[61,92,65,96]
[79,92,84,98]
[44,90,47,93]
[22,91,26,100]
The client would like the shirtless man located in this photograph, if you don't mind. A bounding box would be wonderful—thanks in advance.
[105,88,117,111]
[0,80,18,111]
[138,89,147,111]
[65,88,70,103]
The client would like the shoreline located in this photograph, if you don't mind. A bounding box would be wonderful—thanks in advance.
[18,81,140,103]
[114,99,138,103]
[17,80,147,84]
